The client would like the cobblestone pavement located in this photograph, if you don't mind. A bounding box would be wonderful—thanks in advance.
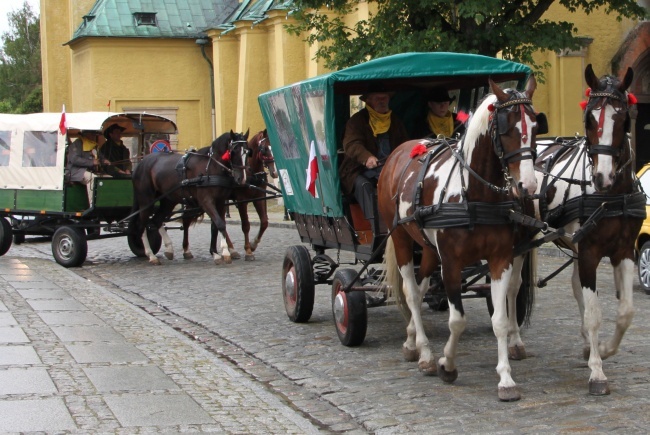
[6,217,650,433]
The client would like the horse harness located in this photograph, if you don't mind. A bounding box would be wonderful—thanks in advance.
[175,138,248,191]
[396,92,542,240]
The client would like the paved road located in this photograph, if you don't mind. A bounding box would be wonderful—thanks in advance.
[7,221,650,433]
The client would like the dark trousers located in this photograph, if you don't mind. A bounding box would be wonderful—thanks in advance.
[353,175,378,222]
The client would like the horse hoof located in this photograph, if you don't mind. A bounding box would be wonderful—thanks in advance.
[164,252,173,260]
[508,345,527,360]
[149,258,161,266]
[436,361,458,383]
[498,386,521,402]
[183,252,194,260]
[418,360,437,376]
[589,380,610,396]
[214,258,223,265]
[245,254,256,261]
[223,256,232,265]
[403,347,418,362]
[230,251,241,260]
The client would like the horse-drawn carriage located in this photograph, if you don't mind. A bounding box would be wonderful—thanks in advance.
[260,52,645,400]
[258,52,544,345]
[0,112,178,267]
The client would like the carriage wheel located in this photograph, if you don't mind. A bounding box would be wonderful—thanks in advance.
[52,226,87,268]
[331,268,367,346]
[0,217,13,256]
[638,241,650,295]
[282,245,315,323]
[127,227,162,257]
[486,255,530,327]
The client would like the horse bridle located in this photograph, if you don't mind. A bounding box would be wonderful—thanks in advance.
[584,81,631,175]
[256,136,275,171]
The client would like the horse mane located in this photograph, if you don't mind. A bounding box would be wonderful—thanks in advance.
[461,93,497,162]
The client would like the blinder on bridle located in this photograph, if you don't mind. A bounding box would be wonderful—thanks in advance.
[491,91,537,166]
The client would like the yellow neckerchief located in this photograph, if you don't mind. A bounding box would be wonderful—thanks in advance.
[427,110,454,137]
[81,137,97,152]
[366,105,392,137]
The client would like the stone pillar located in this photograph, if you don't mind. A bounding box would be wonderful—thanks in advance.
[211,31,239,136]
[554,39,592,136]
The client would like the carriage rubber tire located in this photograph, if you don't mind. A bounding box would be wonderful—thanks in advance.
[52,226,87,268]
[0,217,13,256]
[638,241,650,295]
[282,245,315,323]
[127,228,162,257]
[331,268,368,347]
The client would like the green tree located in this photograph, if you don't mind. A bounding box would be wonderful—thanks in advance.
[286,0,647,71]
[0,1,41,113]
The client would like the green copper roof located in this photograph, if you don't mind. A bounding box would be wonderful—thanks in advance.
[215,0,293,32]
[69,0,239,43]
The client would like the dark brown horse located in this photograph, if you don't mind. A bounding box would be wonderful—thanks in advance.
[378,77,540,401]
[220,129,278,260]
[524,64,645,395]
[130,130,249,265]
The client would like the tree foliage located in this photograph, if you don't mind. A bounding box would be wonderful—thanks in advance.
[286,0,647,71]
[0,1,41,113]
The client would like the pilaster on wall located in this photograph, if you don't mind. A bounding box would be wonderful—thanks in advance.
[552,46,589,136]
[211,31,239,136]
[235,24,270,133]
[267,12,306,89]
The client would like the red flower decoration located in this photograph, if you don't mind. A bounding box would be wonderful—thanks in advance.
[585,88,591,97]
[410,143,427,158]
[487,104,495,112]
[221,150,231,162]
[456,110,470,123]
[579,100,588,111]
[628,92,638,105]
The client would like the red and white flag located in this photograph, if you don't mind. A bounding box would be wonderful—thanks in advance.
[59,104,67,135]
[305,140,319,197]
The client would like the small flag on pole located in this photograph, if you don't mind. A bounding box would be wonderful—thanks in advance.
[59,104,67,135]
[305,140,319,197]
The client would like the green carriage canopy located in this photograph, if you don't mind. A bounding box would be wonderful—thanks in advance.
[258,52,532,217]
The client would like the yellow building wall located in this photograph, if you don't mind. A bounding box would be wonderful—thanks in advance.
[64,38,212,149]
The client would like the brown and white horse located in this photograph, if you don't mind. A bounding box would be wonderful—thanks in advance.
[525,64,645,395]
[378,77,540,401]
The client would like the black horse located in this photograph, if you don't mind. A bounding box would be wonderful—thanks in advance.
[131,130,249,265]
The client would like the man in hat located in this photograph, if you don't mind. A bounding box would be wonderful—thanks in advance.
[99,123,132,177]
[339,85,409,229]
[66,130,107,207]
[414,86,465,138]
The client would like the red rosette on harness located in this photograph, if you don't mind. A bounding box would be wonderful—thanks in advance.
[410,143,427,158]
[221,150,231,162]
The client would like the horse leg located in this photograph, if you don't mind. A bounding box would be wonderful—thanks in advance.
[486,258,520,401]
[570,259,590,358]
[599,258,635,359]
[249,198,269,254]
[236,202,253,260]
[506,255,526,360]
[577,253,609,395]
[181,215,194,259]
[159,225,174,260]
[435,260,465,384]
[206,206,231,265]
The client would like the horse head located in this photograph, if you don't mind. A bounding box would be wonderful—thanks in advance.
[583,64,634,192]
[226,129,250,185]
[246,129,277,179]
[487,76,539,198]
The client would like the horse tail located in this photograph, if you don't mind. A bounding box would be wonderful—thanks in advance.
[383,236,410,322]
[519,249,537,327]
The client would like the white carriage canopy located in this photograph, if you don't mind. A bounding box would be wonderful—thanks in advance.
[0,112,178,191]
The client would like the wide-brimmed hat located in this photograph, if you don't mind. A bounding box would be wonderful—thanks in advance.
[103,123,126,138]
[360,83,396,102]
[426,87,456,103]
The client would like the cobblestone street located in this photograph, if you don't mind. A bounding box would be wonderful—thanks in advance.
[5,219,650,433]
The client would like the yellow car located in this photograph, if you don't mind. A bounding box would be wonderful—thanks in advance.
[636,164,650,294]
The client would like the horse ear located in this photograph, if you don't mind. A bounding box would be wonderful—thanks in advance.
[524,74,537,99]
[244,128,250,140]
[621,67,634,92]
[584,64,599,90]
[489,78,508,102]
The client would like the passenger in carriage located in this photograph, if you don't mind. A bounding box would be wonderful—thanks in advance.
[413,86,465,139]
[66,130,106,207]
[99,123,132,177]
[339,84,409,230]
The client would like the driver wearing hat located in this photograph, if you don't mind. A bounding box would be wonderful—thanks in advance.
[99,123,132,177]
